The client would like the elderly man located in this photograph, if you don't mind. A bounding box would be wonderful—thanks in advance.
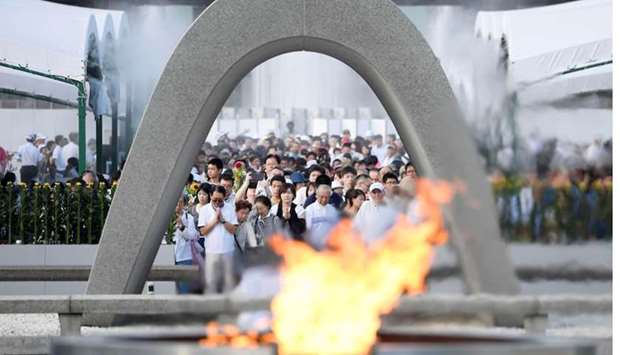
[353,182,399,244]
[304,184,340,249]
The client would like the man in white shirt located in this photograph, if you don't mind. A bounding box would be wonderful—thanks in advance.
[304,184,340,249]
[51,135,66,181]
[353,182,398,244]
[62,132,79,167]
[370,135,387,163]
[382,144,400,167]
[17,134,42,184]
[198,185,239,294]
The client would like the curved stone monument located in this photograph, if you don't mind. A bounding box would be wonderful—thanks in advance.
[87,0,519,305]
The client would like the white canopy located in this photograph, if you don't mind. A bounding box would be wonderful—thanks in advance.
[475,0,612,92]
[0,0,125,112]
[0,66,78,104]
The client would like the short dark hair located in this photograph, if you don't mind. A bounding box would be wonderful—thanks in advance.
[220,173,234,183]
[265,154,281,165]
[199,183,213,195]
[345,188,365,206]
[382,172,399,183]
[235,200,252,212]
[354,174,370,185]
[342,166,357,176]
[315,174,332,187]
[255,195,271,209]
[283,182,296,196]
[307,165,324,175]
[366,156,379,166]
[210,185,226,197]
[270,175,286,185]
[207,158,223,170]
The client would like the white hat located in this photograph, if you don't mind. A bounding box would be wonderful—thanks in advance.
[306,159,318,168]
[331,180,343,190]
[369,182,384,192]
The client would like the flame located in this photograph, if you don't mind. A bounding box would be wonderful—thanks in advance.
[199,322,275,348]
[270,179,453,355]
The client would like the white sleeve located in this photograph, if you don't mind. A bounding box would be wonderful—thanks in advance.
[197,207,209,227]
[247,223,258,247]
[183,214,200,240]
[295,205,305,219]
[305,206,313,230]
[353,203,366,230]
[225,205,238,225]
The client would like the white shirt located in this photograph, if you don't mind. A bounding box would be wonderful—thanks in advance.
[191,166,206,183]
[294,186,308,206]
[198,202,239,254]
[86,148,96,170]
[52,145,65,171]
[304,202,340,249]
[174,212,201,262]
[269,203,305,219]
[62,142,79,166]
[353,199,399,244]
[371,145,387,163]
[17,143,42,166]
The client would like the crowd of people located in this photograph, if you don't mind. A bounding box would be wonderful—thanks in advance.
[172,131,420,294]
[0,132,98,186]
[0,129,612,295]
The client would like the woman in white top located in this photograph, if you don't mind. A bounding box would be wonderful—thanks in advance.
[173,194,203,294]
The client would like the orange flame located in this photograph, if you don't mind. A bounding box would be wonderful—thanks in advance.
[199,322,275,348]
[270,179,454,355]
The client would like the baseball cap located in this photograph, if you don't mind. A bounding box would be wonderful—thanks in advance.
[290,171,306,184]
[331,180,343,190]
[369,182,384,192]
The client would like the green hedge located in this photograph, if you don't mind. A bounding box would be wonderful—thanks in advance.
[0,182,115,244]
[0,178,611,245]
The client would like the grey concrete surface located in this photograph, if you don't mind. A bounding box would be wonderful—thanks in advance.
[0,265,199,282]
[0,245,175,296]
[88,0,518,312]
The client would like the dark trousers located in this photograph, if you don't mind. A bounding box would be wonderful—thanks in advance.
[20,165,38,184]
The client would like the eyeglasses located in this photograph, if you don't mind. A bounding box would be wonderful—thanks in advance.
[211,198,224,204]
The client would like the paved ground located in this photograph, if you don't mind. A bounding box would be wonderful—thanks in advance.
[0,242,612,354]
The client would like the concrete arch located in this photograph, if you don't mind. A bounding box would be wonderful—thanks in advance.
[87,0,519,300]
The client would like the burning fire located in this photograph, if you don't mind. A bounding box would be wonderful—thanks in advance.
[199,321,276,348]
[198,179,453,354]
[270,179,454,355]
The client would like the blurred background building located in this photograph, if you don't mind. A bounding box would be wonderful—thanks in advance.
[0,0,611,174]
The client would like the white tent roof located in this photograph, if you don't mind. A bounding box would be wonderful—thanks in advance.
[0,66,77,104]
[0,0,99,79]
[518,62,611,106]
[475,0,612,85]
[0,0,125,107]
